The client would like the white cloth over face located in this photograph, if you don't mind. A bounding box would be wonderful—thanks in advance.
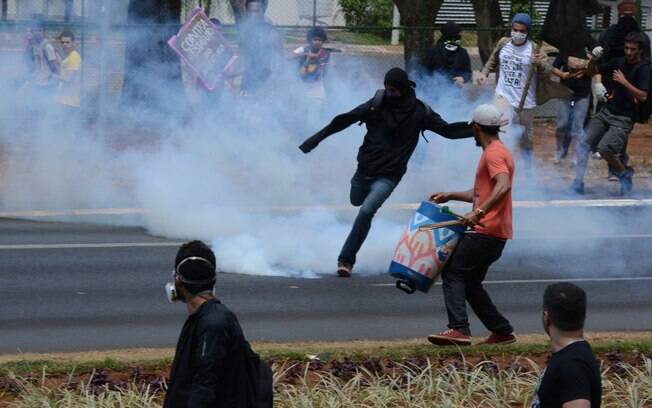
[495,40,537,110]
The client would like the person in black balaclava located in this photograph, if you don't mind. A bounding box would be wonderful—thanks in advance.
[299,68,474,277]
[423,21,472,87]
[597,0,650,62]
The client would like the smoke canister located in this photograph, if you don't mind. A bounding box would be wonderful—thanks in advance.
[388,201,464,294]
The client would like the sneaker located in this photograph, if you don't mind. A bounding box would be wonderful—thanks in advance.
[607,173,619,182]
[619,167,634,196]
[591,152,602,160]
[427,329,472,346]
[336,262,352,278]
[570,180,585,195]
[478,333,516,345]
[553,152,562,164]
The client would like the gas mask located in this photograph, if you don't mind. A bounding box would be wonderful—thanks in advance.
[511,31,528,45]
[165,256,217,303]
[444,39,461,52]
[165,272,182,303]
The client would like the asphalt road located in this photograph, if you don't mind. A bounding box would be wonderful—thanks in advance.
[1,203,652,354]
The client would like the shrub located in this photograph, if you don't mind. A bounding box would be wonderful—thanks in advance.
[339,0,394,38]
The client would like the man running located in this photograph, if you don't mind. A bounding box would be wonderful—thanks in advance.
[299,67,473,277]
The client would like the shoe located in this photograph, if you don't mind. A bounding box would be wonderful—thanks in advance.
[336,262,352,278]
[560,147,569,159]
[478,333,516,345]
[553,152,562,164]
[607,173,619,182]
[570,180,585,195]
[591,152,601,160]
[619,167,634,196]
[427,329,472,346]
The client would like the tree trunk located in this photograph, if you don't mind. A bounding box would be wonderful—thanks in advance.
[471,0,505,65]
[228,0,268,23]
[122,0,184,115]
[393,0,444,73]
[2,0,8,20]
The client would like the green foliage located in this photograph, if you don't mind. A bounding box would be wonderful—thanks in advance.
[510,0,542,25]
[339,0,394,38]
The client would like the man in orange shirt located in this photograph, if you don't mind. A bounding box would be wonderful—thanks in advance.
[427,104,516,346]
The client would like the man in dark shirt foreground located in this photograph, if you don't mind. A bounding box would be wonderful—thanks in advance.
[163,240,272,408]
[531,282,601,408]
[299,67,473,277]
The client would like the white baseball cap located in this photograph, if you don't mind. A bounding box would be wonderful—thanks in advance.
[468,104,509,127]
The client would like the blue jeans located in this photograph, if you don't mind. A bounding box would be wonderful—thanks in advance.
[338,172,398,266]
[555,96,589,156]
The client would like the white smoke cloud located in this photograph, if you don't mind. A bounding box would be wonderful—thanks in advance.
[4,24,632,279]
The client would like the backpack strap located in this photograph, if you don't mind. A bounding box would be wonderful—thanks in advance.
[359,89,385,126]
[419,100,433,143]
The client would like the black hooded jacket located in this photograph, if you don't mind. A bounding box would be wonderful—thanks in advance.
[424,39,472,82]
[599,16,651,62]
[164,299,251,408]
[299,90,473,181]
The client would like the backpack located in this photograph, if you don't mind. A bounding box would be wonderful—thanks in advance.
[631,61,652,124]
[363,89,434,142]
[244,342,273,408]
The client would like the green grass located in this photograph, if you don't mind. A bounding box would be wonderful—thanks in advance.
[2,337,651,377]
[0,358,172,378]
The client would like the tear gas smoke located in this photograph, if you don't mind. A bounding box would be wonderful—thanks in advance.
[0,23,642,279]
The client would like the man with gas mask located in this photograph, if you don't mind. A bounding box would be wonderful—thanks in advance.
[423,21,472,87]
[476,13,554,178]
[164,240,272,408]
[299,68,473,277]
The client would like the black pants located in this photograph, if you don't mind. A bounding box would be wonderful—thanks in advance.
[441,233,513,336]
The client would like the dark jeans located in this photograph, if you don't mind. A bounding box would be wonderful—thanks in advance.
[575,107,632,182]
[441,233,513,336]
[338,172,398,266]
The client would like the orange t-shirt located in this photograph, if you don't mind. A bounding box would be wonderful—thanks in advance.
[472,140,514,240]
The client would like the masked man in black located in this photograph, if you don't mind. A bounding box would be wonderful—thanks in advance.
[163,241,272,408]
[423,21,472,87]
[299,68,473,277]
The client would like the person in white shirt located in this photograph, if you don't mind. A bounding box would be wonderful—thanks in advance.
[476,13,551,176]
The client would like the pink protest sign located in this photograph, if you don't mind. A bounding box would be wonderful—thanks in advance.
[168,8,237,91]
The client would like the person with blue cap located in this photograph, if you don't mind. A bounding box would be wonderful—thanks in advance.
[475,13,554,178]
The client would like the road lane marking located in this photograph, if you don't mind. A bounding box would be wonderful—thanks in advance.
[1,198,651,219]
[372,276,652,287]
[0,242,182,250]
[2,232,652,251]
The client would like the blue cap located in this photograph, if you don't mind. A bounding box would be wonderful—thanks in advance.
[512,13,531,30]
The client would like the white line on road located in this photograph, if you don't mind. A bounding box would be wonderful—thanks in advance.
[372,276,652,287]
[0,198,651,219]
[0,242,183,250]
[2,232,651,251]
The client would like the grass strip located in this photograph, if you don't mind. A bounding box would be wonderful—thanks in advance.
[2,332,651,376]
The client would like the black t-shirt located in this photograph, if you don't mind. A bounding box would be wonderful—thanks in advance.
[599,57,651,119]
[553,54,591,99]
[531,341,601,408]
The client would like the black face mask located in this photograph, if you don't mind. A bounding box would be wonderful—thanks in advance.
[618,15,638,31]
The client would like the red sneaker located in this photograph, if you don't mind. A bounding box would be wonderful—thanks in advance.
[478,333,516,345]
[427,329,472,346]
